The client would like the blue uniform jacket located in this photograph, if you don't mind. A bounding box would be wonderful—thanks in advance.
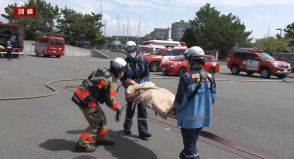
[173,70,216,128]
[121,55,150,86]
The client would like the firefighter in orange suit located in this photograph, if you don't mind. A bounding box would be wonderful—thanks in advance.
[71,57,127,152]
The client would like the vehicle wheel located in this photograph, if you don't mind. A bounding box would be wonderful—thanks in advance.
[56,55,61,58]
[208,67,215,74]
[150,62,159,72]
[231,65,240,75]
[246,71,254,76]
[261,68,270,78]
[178,67,186,76]
[277,75,286,79]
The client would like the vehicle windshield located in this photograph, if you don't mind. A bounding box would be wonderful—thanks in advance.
[171,55,185,61]
[50,40,64,46]
[258,53,275,61]
[139,47,146,53]
[205,56,217,62]
[152,49,164,55]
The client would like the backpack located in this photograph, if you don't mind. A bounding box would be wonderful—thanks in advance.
[81,68,111,103]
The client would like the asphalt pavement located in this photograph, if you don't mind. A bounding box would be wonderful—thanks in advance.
[0,56,294,159]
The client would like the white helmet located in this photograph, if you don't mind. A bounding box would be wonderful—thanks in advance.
[184,46,205,60]
[125,41,137,53]
[111,57,127,71]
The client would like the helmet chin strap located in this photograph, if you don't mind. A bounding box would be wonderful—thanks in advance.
[189,60,202,69]
[118,71,124,78]
[129,52,137,58]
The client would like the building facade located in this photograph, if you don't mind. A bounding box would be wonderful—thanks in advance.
[171,20,191,41]
[145,28,169,40]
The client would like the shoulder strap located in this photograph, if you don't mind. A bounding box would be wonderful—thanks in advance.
[187,72,214,101]
[187,73,202,101]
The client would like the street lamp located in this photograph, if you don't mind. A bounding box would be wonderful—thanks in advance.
[276,28,282,37]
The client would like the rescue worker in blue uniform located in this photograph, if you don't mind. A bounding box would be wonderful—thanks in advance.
[71,57,127,152]
[173,46,216,159]
[121,41,152,140]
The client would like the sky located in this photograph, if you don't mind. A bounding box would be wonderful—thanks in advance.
[1,0,294,40]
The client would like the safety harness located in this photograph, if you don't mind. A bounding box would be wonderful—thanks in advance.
[187,71,214,101]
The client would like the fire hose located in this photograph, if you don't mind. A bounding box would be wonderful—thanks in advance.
[1,77,293,158]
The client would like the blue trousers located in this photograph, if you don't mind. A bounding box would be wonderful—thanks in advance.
[7,51,13,61]
[123,102,149,135]
[180,128,202,159]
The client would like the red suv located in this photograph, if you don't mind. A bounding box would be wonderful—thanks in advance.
[227,48,292,79]
[144,47,187,72]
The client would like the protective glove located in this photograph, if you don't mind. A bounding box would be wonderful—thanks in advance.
[115,106,122,122]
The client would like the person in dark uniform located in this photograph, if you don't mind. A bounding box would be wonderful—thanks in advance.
[6,41,13,61]
[121,41,152,140]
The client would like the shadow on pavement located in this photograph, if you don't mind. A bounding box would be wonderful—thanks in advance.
[72,155,97,159]
[104,130,158,159]
[39,130,157,159]
[67,129,85,134]
[39,139,76,151]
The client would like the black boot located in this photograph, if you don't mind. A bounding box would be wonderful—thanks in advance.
[96,138,115,145]
[139,132,152,140]
[123,129,131,135]
[75,143,96,152]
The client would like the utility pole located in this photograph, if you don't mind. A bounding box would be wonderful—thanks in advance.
[126,16,129,41]
[104,20,106,36]
[122,24,125,45]
[268,24,270,38]
[100,0,102,14]
[116,14,119,42]
[138,16,141,44]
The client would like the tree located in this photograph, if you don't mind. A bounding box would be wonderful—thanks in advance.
[56,8,104,47]
[284,22,294,46]
[255,37,291,53]
[284,22,294,39]
[181,3,252,59]
[2,0,105,47]
[2,0,60,40]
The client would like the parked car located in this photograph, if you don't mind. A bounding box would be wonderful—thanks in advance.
[227,48,292,79]
[138,44,166,55]
[160,54,219,76]
[144,46,187,72]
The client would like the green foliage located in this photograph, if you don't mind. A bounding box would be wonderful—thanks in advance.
[284,22,294,39]
[181,3,252,59]
[56,8,104,47]
[2,0,60,40]
[255,37,291,53]
[2,0,105,47]
[284,22,294,46]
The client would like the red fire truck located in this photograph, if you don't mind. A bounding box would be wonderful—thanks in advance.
[0,22,24,58]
